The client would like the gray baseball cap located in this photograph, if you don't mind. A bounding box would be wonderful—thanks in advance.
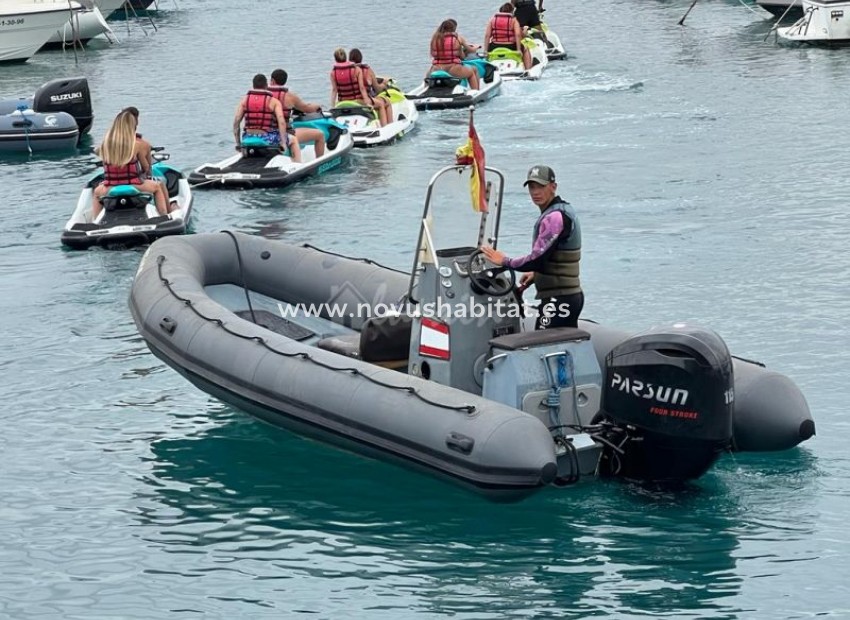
[523,165,556,186]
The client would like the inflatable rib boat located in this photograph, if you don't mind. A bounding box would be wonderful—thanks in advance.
[130,167,814,500]
[0,77,93,154]
[62,151,193,249]
[187,115,353,189]
[407,59,502,110]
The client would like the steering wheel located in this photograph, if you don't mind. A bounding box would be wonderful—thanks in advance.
[467,249,516,297]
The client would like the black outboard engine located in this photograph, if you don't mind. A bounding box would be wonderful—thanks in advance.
[33,77,93,135]
[598,324,734,483]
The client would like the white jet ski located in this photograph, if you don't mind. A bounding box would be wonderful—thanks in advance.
[486,36,549,80]
[188,115,353,189]
[529,23,567,60]
[407,58,502,110]
[330,82,419,147]
[61,149,193,249]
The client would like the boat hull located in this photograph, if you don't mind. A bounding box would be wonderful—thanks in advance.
[0,4,82,63]
[129,233,814,499]
[0,110,79,153]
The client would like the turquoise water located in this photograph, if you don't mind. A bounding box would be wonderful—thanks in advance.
[1,0,848,617]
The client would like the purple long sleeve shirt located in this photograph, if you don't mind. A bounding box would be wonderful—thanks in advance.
[504,210,568,271]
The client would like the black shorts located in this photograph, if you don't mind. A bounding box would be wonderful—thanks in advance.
[535,292,584,330]
[488,41,519,52]
[514,4,541,29]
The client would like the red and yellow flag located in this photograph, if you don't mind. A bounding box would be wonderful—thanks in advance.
[455,114,487,212]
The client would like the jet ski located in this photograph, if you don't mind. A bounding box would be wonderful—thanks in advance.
[188,115,353,189]
[486,37,548,81]
[407,58,502,111]
[330,82,419,147]
[529,23,567,60]
[61,149,193,249]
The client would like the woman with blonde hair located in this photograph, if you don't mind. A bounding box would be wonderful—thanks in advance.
[92,110,169,219]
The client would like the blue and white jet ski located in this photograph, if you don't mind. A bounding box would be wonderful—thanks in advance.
[61,150,193,250]
[330,83,419,147]
[188,115,353,189]
[407,58,502,110]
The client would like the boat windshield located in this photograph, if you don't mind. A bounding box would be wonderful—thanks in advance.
[407,165,505,299]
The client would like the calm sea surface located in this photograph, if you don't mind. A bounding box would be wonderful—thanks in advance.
[1,0,848,617]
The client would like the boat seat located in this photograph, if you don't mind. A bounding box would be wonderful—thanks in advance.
[490,327,590,351]
[317,314,412,369]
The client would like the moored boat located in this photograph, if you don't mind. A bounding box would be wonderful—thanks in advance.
[757,0,805,19]
[776,0,850,45]
[42,4,114,48]
[0,1,84,63]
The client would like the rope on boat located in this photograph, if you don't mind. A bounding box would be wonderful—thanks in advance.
[301,243,408,275]
[734,0,763,15]
[154,253,478,414]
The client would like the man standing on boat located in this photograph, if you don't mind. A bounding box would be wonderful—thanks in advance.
[480,165,584,329]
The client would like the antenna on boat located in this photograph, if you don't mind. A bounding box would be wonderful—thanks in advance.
[678,0,700,25]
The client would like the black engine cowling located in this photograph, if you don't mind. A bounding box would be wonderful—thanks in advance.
[598,324,734,483]
[33,77,93,135]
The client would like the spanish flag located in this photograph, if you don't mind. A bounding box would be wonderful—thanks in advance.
[455,113,487,213]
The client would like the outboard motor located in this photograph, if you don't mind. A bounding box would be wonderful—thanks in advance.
[33,77,93,135]
[598,324,734,483]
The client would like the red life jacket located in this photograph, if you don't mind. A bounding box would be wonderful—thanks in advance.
[268,86,293,124]
[333,62,361,101]
[432,33,461,65]
[490,13,517,45]
[103,160,144,186]
[355,63,378,96]
[244,90,277,132]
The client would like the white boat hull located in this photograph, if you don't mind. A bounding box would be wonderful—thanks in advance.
[45,7,112,45]
[777,0,850,44]
[0,3,83,62]
[93,0,126,19]
[757,0,805,18]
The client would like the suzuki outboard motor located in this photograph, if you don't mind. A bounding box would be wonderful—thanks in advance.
[598,324,734,482]
[33,77,93,135]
